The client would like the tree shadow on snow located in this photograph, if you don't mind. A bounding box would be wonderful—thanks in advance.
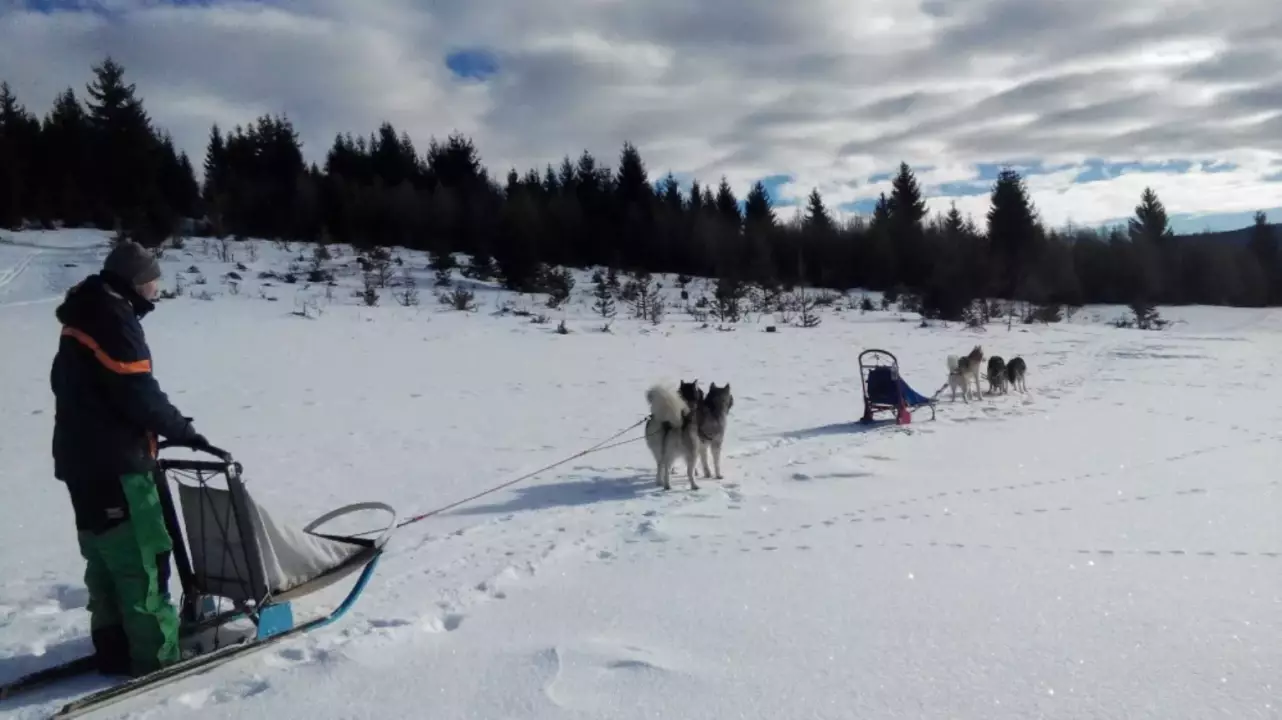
[776,419,896,440]
[0,635,113,713]
[449,474,655,516]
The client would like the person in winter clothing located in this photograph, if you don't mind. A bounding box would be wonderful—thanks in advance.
[50,240,211,678]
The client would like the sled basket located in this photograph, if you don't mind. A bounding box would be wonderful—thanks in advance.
[858,348,936,424]
[154,443,396,615]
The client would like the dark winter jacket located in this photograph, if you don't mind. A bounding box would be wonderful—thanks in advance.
[50,270,200,531]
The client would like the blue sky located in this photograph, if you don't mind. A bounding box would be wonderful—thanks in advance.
[444,48,500,82]
[4,0,1280,234]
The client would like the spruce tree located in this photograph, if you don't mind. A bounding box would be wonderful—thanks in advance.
[1126,187,1172,303]
[592,270,617,319]
[943,202,966,239]
[923,227,972,323]
[863,192,895,290]
[743,180,778,285]
[495,181,541,291]
[614,142,653,268]
[800,188,834,287]
[1128,187,1173,244]
[986,167,1039,299]
[614,142,650,208]
[1248,211,1276,266]
[889,162,929,289]
[0,83,40,228]
[652,172,685,270]
[156,134,198,220]
[85,57,159,233]
[202,124,227,211]
[42,89,91,226]
[1248,210,1277,302]
[429,249,456,287]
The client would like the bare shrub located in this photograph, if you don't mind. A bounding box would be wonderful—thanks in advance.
[394,273,420,307]
[443,287,477,312]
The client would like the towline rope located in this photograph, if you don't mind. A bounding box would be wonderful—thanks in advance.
[351,416,658,537]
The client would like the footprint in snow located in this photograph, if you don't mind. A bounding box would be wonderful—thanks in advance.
[422,613,465,633]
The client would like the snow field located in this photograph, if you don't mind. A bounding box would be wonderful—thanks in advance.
[0,230,1278,719]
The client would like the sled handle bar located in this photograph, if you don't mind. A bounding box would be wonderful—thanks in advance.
[155,440,238,473]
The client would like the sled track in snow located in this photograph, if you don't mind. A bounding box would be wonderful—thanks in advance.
[0,251,39,296]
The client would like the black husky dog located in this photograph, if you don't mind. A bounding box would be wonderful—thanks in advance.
[1005,357,1028,393]
[987,356,1008,395]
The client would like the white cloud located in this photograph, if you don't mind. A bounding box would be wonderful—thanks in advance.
[1,0,1280,228]
[940,156,1282,231]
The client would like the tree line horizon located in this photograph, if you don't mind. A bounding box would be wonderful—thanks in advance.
[1,57,1278,317]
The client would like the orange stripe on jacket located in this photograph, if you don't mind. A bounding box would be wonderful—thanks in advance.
[61,326,153,375]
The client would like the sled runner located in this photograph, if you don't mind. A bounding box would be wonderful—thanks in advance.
[858,348,936,425]
[0,441,396,718]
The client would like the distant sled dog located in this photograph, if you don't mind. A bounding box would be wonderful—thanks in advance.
[644,381,701,491]
[945,359,970,402]
[987,355,1008,395]
[946,345,984,402]
[1005,356,1028,393]
[695,382,734,480]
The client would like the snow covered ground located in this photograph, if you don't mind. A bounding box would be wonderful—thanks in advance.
[1,229,1278,719]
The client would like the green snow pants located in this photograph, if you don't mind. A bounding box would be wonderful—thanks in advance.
[76,472,181,677]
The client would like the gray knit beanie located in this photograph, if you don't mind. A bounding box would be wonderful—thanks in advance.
[103,241,162,286]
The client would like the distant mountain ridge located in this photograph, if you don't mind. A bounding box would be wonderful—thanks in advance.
[1178,222,1282,245]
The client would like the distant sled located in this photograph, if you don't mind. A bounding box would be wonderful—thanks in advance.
[858,348,937,425]
[0,441,397,718]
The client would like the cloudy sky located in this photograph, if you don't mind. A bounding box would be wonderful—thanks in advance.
[3,0,1281,232]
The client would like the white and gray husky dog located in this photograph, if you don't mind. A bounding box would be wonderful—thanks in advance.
[644,380,702,491]
[946,345,985,402]
[695,382,734,480]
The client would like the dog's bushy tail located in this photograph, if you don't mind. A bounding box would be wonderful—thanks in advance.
[646,384,688,429]
[947,355,960,373]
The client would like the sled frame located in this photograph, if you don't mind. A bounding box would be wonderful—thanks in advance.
[61,443,391,717]
[858,348,936,425]
[1,443,394,718]
[153,448,393,645]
